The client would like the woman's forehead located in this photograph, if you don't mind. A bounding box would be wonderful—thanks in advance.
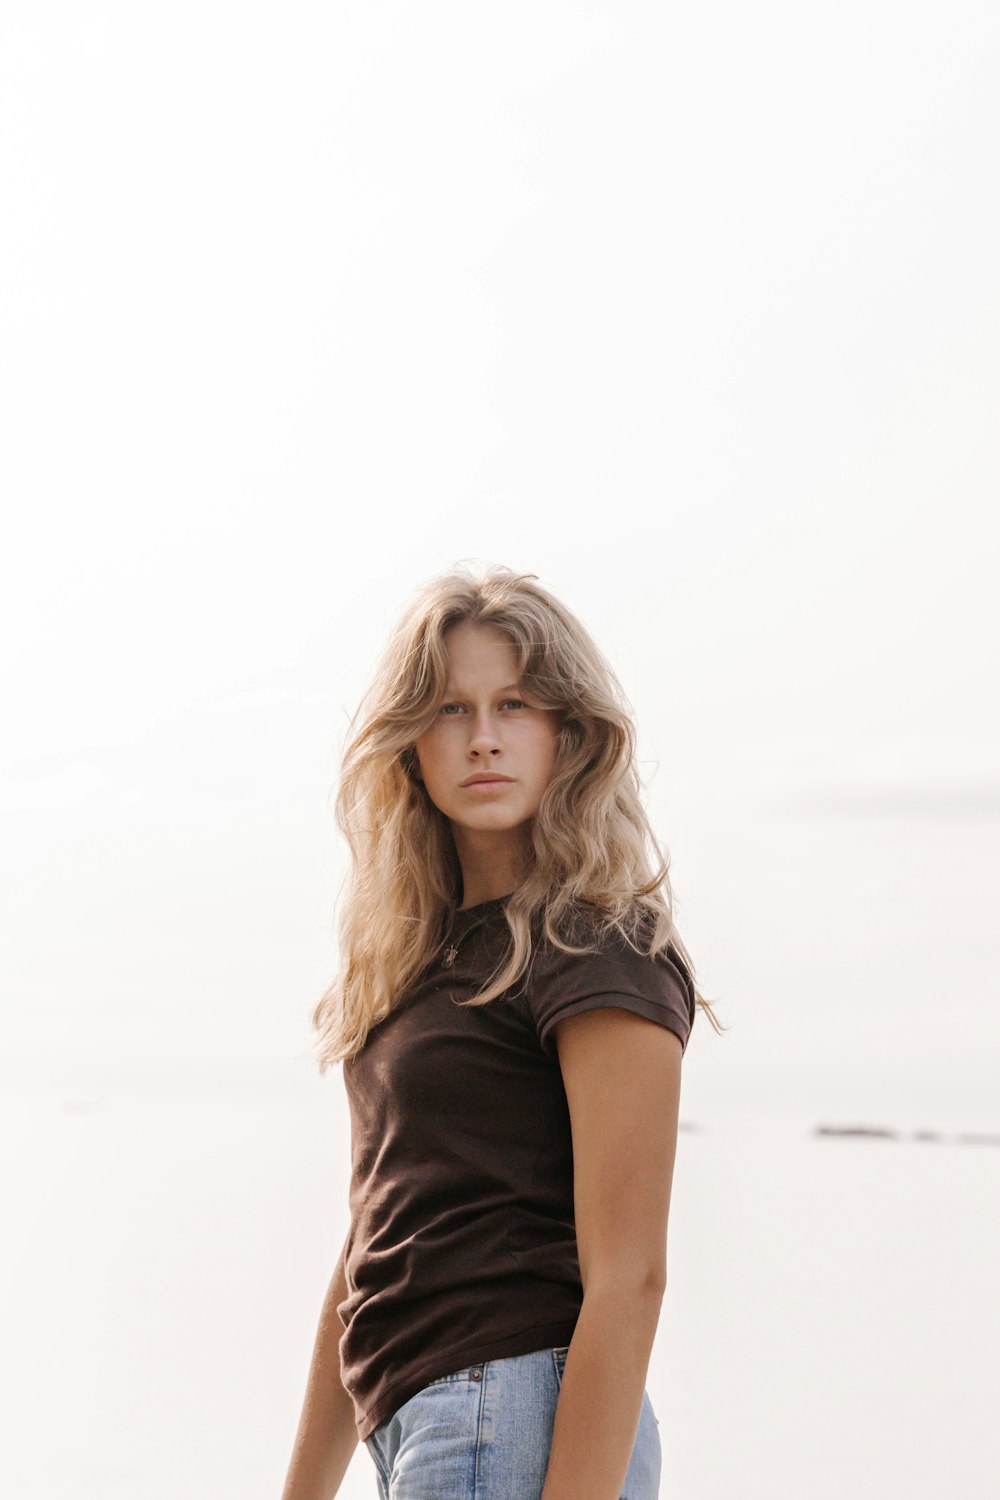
[442,621,520,675]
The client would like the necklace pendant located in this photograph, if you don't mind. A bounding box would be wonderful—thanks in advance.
[442,945,458,968]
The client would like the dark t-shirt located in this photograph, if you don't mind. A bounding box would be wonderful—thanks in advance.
[337,896,696,1442]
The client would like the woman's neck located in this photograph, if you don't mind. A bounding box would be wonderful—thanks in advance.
[452,831,529,911]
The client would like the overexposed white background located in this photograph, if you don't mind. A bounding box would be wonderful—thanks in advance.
[2,4,997,1497]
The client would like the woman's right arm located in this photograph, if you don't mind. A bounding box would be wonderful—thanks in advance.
[280,1234,360,1500]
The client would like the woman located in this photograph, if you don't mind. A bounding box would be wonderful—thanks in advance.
[281,563,720,1500]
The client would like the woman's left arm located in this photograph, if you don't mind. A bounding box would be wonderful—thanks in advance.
[541,1007,683,1500]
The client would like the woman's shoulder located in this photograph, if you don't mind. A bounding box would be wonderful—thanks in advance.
[531,899,688,983]
[523,898,697,1054]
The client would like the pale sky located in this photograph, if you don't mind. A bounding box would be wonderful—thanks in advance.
[2,1,998,1125]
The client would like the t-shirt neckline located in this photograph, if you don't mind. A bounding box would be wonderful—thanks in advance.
[450,895,512,927]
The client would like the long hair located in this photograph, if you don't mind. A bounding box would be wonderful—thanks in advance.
[312,563,723,1068]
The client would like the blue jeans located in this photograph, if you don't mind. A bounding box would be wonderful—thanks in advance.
[364,1344,661,1499]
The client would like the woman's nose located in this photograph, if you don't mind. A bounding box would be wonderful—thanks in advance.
[467,711,502,745]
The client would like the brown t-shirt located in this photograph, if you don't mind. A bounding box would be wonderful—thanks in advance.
[337,896,696,1442]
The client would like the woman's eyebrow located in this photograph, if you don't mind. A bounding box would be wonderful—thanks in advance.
[442,682,522,696]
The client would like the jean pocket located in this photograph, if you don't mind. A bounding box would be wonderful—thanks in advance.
[425,1367,465,1387]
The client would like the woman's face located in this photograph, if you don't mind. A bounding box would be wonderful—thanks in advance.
[413,621,562,841]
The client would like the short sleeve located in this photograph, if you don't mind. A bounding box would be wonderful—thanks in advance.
[527,918,697,1061]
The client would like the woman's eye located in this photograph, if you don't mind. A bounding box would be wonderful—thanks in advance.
[438,699,526,715]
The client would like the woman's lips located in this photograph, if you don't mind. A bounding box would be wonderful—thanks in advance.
[462,779,514,791]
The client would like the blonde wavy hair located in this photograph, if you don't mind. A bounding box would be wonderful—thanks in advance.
[312,562,722,1068]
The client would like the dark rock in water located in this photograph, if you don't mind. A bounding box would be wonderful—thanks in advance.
[815,1126,1000,1146]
